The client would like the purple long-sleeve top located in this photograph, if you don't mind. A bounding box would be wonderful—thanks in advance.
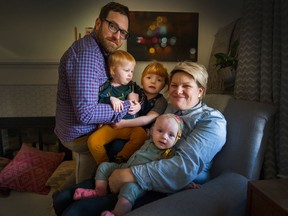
[55,31,130,142]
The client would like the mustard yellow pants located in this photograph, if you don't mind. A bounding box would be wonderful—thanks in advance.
[87,125,148,164]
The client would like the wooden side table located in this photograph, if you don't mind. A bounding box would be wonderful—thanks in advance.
[247,179,288,216]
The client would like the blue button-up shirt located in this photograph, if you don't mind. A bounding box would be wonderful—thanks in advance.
[55,31,130,142]
[131,101,227,193]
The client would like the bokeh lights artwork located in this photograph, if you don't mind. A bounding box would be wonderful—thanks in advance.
[127,11,199,62]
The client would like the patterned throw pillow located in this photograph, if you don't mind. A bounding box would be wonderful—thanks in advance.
[0,144,64,195]
[46,160,76,190]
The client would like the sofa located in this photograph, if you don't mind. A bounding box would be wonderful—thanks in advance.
[126,94,276,216]
[64,94,276,216]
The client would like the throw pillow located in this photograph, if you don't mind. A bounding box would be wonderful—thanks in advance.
[0,144,64,195]
[46,160,76,190]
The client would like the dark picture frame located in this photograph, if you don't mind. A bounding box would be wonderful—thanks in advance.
[127,11,199,62]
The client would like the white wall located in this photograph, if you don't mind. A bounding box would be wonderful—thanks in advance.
[0,0,243,85]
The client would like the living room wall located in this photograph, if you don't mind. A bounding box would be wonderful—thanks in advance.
[0,0,243,117]
[0,0,243,84]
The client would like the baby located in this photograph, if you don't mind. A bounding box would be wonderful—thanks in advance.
[74,113,184,216]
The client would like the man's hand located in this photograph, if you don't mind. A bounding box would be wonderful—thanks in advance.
[108,168,136,193]
[110,96,124,112]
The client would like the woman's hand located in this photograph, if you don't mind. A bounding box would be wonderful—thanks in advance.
[108,168,136,193]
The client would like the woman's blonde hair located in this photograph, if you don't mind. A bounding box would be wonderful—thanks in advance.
[170,61,208,98]
[141,61,169,86]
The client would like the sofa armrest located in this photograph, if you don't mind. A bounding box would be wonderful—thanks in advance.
[127,172,248,216]
[211,99,276,180]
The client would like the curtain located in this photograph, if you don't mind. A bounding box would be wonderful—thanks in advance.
[234,0,288,178]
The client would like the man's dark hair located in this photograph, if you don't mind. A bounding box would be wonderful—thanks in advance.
[99,2,130,25]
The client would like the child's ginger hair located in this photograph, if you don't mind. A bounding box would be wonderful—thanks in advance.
[141,62,169,86]
[108,50,136,67]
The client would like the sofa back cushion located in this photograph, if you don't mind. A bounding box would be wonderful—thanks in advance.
[203,94,232,114]
[207,97,275,180]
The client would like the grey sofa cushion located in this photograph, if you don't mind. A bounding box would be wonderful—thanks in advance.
[203,94,233,113]
[126,172,248,216]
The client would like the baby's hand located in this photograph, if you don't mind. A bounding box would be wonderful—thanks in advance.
[110,96,124,112]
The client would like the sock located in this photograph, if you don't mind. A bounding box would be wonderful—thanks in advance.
[101,211,115,216]
[73,188,105,200]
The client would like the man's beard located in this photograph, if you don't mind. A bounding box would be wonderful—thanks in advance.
[96,29,120,53]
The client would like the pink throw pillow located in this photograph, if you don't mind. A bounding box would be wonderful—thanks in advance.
[0,144,64,194]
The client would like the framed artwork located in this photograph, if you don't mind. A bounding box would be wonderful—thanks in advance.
[127,11,199,62]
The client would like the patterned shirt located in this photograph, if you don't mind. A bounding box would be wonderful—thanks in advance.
[99,80,145,119]
[55,31,130,142]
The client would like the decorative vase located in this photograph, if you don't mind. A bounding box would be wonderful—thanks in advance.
[218,67,236,92]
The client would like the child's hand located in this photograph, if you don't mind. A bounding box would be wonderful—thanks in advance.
[127,92,139,102]
[110,96,124,112]
[128,100,141,115]
[112,120,126,129]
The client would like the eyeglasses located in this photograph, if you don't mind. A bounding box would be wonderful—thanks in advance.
[103,19,129,40]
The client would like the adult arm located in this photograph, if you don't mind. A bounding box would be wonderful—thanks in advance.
[109,109,227,193]
[113,110,159,128]
[113,96,168,128]
[132,110,227,193]
[67,50,130,125]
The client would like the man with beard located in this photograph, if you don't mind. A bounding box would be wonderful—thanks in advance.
[54,2,134,182]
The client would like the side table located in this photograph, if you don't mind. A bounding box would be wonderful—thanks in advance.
[247,179,288,216]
